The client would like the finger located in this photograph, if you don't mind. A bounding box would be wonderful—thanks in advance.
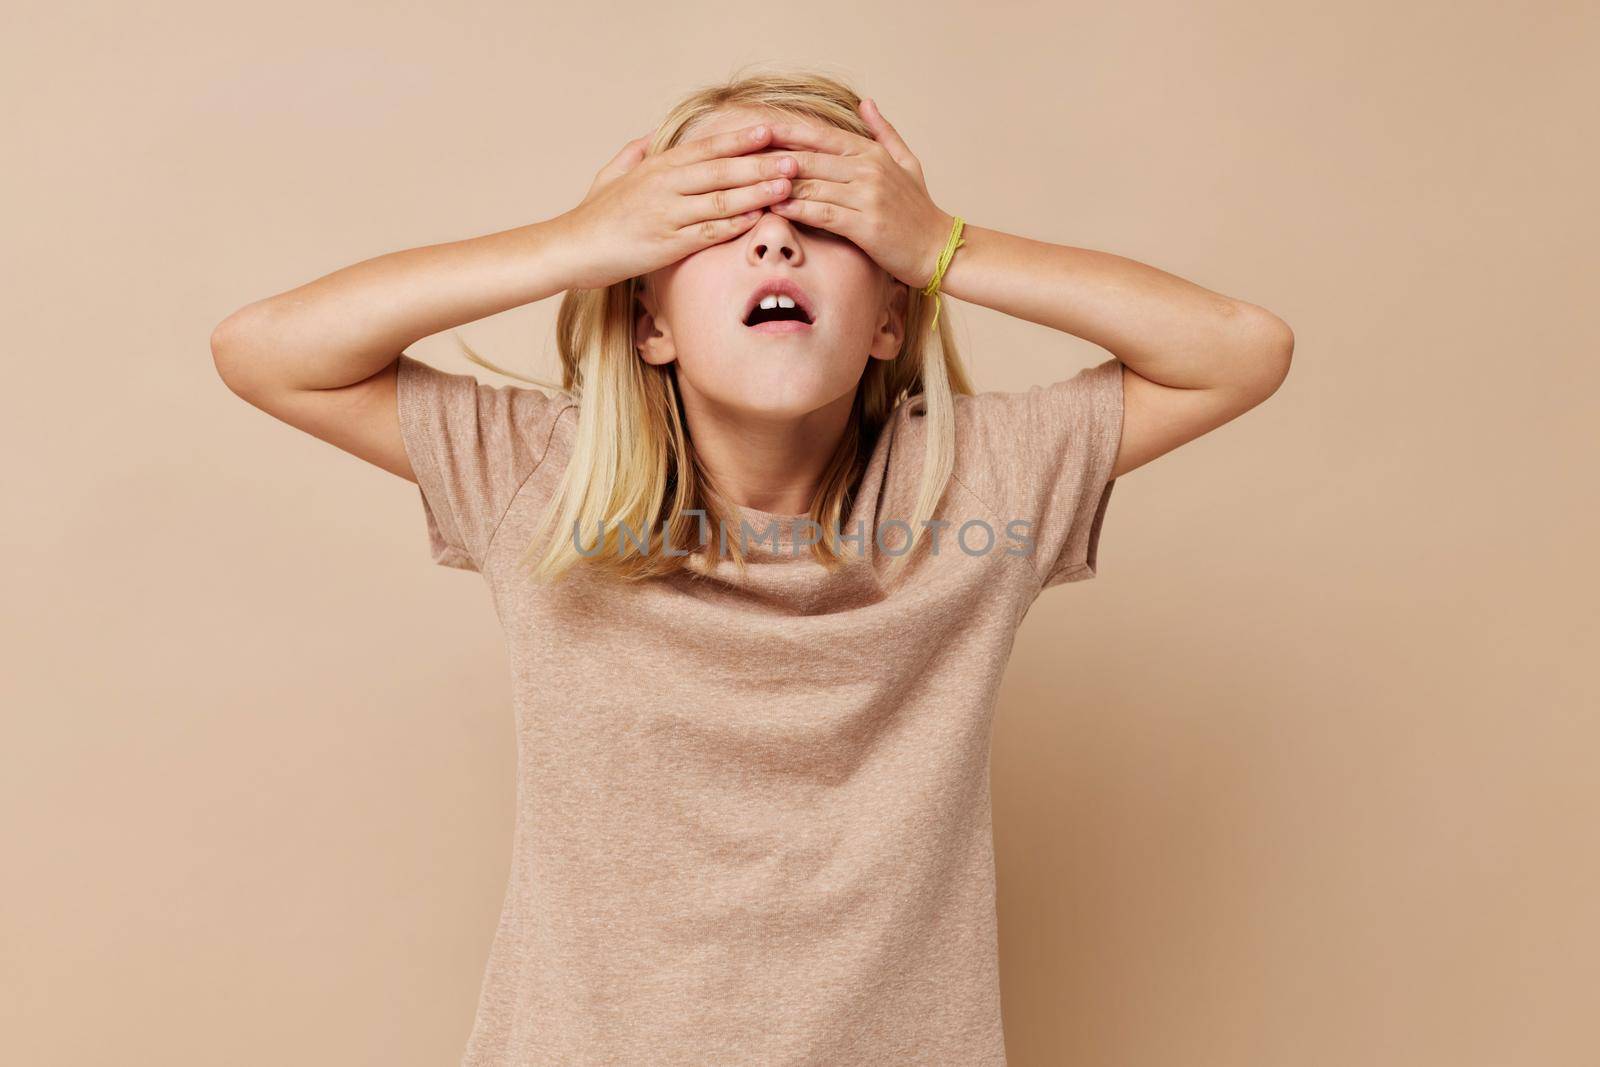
[597,134,651,180]
[781,176,865,212]
[671,151,797,195]
[764,120,871,156]
[670,176,793,228]
[769,190,866,238]
[859,98,921,170]
[665,121,774,165]
[675,204,768,245]
[750,148,860,185]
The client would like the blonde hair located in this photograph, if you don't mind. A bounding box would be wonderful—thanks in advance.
[455,66,975,586]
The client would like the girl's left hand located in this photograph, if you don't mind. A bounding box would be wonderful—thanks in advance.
[764,99,956,291]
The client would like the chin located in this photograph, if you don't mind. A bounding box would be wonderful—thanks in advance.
[708,389,836,421]
[683,359,862,420]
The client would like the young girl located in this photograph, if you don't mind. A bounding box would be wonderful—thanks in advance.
[213,72,1292,1067]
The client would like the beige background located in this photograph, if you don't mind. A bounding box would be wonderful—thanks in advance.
[4,2,1595,1064]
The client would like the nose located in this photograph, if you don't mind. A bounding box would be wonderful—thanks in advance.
[746,211,803,264]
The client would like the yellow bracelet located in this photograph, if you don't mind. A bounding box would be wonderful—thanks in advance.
[920,215,966,337]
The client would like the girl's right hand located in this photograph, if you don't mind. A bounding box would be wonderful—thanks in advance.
[551,123,797,291]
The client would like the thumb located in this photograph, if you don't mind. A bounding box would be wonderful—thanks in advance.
[859,98,918,171]
[597,132,653,181]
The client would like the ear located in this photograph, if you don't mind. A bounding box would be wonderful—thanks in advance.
[635,280,677,367]
[867,280,909,362]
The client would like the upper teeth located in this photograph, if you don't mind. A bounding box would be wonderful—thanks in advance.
[759,294,798,311]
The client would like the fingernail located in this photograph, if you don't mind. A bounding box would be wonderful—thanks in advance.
[750,125,768,141]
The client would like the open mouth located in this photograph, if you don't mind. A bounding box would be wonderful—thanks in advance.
[744,299,814,327]
[740,280,817,329]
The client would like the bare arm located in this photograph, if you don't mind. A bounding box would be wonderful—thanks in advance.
[743,108,1295,484]
[934,223,1295,479]
[211,119,802,484]
[209,217,579,481]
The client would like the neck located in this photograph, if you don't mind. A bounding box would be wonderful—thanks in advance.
[679,387,857,517]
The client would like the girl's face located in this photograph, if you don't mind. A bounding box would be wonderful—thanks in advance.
[636,106,907,422]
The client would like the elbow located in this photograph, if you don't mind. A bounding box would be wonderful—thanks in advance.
[210,303,268,398]
[1234,303,1294,398]
[210,315,246,396]
[210,314,238,367]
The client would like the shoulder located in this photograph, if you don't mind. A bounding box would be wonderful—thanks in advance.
[945,358,1125,509]
[393,354,578,573]
[396,353,578,467]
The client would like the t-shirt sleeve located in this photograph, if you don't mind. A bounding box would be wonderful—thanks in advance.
[955,357,1126,588]
[393,353,574,573]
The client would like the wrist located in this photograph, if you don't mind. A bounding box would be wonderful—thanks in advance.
[532,210,590,292]
[920,212,961,291]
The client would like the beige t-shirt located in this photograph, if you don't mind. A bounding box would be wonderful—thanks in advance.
[395,351,1125,1066]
